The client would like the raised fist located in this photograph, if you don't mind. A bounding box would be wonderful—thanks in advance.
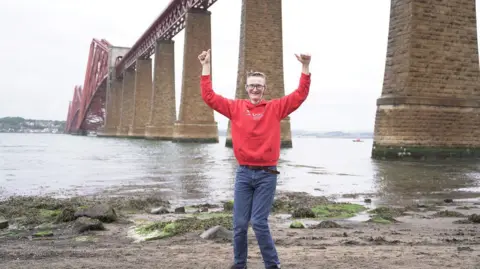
[198,49,211,65]
[295,53,311,65]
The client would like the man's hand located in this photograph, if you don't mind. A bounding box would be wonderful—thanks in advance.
[295,53,311,66]
[295,53,311,75]
[198,49,211,65]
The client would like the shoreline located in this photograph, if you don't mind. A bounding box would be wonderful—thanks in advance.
[1,190,480,268]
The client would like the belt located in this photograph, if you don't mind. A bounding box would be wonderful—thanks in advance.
[241,165,280,174]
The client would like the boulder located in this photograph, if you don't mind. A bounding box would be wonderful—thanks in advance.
[73,217,105,233]
[55,207,76,223]
[200,225,232,241]
[292,207,316,218]
[468,214,480,223]
[151,207,169,215]
[0,219,8,229]
[74,204,117,223]
[174,207,185,214]
[311,220,342,229]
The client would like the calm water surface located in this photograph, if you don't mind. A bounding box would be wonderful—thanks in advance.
[1,133,480,207]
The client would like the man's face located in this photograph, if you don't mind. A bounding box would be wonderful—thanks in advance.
[245,76,266,103]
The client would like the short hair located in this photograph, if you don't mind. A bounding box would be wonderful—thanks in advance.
[246,70,267,83]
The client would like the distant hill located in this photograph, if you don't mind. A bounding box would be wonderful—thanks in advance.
[0,116,371,138]
[0,117,65,133]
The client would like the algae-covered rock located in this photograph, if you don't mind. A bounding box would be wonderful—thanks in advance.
[311,220,342,229]
[223,200,234,211]
[0,219,8,229]
[311,203,366,219]
[109,196,169,211]
[292,207,316,218]
[35,222,57,230]
[200,225,232,240]
[366,215,399,224]
[0,196,84,227]
[55,207,76,223]
[368,206,405,218]
[366,206,406,224]
[272,192,329,213]
[74,204,117,223]
[289,221,305,229]
[73,217,105,233]
[469,214,480,223]
[432,210,465,218]
[0,195,170,227]
[150,207,169,215]
[174,207,186,214]
[33,230,53,237]
[132,214,233,241]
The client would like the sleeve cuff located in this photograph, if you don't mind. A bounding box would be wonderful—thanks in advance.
[301,72,311,79]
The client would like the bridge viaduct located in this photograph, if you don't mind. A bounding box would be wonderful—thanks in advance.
[65,0,480,160]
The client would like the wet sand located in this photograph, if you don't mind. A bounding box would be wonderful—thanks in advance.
[1,191,480,269]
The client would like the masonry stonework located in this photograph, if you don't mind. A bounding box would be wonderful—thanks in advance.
[225,0,292,148]
[98,81,116,137]
[116,68,135,137]
[145,40,176,140]
[111,78,123,135]
[372,0,480,159]
[128,59,153,138]
[100,78,122,136]
[173,9,218,143]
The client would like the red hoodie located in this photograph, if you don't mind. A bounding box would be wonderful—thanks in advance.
[200,73,311,166]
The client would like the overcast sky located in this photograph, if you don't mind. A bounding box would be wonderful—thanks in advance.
[1,0,458,132]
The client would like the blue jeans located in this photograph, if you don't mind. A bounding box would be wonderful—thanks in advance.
[232,165,280,268]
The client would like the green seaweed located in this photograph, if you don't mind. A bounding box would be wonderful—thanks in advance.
[39,209,61,218]
[311,203,366,219]
[33,230,53,237]
[366,216,395,224]
[291,208,316,218]
[289,221,305,228]
[223,200,234,211]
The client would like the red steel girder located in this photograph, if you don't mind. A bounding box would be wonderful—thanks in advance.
[65,85,83,133]
[69,38,111,133]
[79,78,107,132]
[115,0,218,77]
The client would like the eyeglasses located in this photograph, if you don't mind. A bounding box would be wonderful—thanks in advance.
[245,84,265,90]
[247,71,266,77]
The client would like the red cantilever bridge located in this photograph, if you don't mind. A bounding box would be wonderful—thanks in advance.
[65,0,480,159]
[65,0,294,147]
[65,0,219,137]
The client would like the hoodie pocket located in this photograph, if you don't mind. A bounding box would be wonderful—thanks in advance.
[240,137,275,162]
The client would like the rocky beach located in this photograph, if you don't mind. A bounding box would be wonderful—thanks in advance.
[2,134,480,268]
[1,190,480,269]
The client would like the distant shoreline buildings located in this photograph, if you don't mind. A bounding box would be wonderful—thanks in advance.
[0,117,65,134]
[0,117,373,138]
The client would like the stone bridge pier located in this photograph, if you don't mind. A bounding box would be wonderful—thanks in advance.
[225,0,292,148]
[372,0,480,159]
[172,9,219,143]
